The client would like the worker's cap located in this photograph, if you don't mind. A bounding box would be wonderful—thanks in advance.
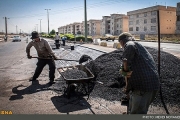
[31,31,39,39]
[118,32,132,42]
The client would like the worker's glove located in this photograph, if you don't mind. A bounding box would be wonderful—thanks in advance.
[122,87,130,94]
[27,55,32,59]
[119,67,133,78]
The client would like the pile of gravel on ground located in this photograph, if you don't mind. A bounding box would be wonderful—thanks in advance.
[84,49,125,101]
[146,47,180,113]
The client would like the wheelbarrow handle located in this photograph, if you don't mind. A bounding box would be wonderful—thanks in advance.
[31,56,79,62]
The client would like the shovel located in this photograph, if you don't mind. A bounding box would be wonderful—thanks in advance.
[31,56,79,62]
[31,54,93,63]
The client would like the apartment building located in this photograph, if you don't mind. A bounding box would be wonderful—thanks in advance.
[127,5,176,35]
[101,14,129,36]
[74,22,82,35]
[176,2,180,34]
[81,19,101,36]
[58,22,82,34]
[58,26,66,34]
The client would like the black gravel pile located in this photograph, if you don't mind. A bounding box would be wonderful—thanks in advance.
[146,47,180,113]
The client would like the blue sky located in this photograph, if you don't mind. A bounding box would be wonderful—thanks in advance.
[0,0,179,34]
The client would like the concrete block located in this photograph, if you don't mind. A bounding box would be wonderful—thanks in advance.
[100,42,107,47]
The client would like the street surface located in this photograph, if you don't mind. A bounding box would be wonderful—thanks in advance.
[98,39,180,58]
[1,37,179,114]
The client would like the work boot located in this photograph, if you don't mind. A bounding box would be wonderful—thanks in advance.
[48,80,55,85]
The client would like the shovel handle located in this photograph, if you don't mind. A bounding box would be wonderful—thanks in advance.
[31,56,79,62]
[123,58,128,71]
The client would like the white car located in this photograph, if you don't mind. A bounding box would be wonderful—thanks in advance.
[12,35,21,42]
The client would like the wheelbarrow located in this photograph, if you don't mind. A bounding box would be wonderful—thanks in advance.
[31,55,95,99]
[57,64,95,100]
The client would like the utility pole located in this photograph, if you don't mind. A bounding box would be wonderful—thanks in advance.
[3,17,9,42]
[84,0,87,42]
[20,29,21,34]
[16,25,18,34]
[45,9,51,34]
[38,19,42,33]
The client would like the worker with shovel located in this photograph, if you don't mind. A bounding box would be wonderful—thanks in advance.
[26,31,58,85]
[118,32,160,114]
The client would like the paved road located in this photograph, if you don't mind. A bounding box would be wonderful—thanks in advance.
[98,39,180,58]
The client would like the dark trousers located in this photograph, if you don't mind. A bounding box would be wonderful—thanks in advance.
[62,40,65,46]
[33,59,56,81]
[55,39,60,49]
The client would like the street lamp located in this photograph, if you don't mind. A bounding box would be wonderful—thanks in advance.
[38,19,42,33]
[45,9,51,34]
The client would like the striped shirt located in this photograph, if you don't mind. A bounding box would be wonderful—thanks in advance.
[122,41,160,91]
[26,38,55,58]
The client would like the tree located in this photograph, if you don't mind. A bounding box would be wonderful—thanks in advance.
[50,29,55,35]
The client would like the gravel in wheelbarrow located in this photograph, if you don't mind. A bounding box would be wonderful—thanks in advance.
[57,65,95,99]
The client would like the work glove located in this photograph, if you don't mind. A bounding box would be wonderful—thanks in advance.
[27,55,32,59]
[119,66,133,78]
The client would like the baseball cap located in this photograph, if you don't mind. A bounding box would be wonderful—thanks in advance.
[118,32,132,41]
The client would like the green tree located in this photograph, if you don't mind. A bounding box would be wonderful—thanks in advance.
[50,29,55,35]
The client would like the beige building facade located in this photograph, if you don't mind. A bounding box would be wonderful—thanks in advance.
[176,2,180,34]
[101,14,129,36]
[58,22,82,34]
[81,19,101,36]
[127,5,176,35]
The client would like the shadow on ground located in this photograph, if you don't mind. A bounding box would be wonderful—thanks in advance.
[9,80,51,101]
[51,95,95,114]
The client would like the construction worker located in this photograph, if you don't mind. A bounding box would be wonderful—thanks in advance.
[54,32,61,49]
[26,31,58,85]
[118,32,160,114]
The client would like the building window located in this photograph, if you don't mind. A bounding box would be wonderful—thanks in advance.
[136,20,139,24]
[151,11,156,16]
[151,26,156,31]
[116,30,119,34]
[151,18,156,23]
[177,16,180,21]
[144,19,147,24]
[144,26,147,31]
[136,14,139,18]
[112,27,113,30]
[129,27,133,31]
[129,15,133,19]
[144,12,147,17]
[117,24,119,28]
[129,21,133,25]
[136,27,139,31]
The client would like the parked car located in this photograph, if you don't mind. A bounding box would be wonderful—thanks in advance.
[100,34,115,41]
[12,35,21,42]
